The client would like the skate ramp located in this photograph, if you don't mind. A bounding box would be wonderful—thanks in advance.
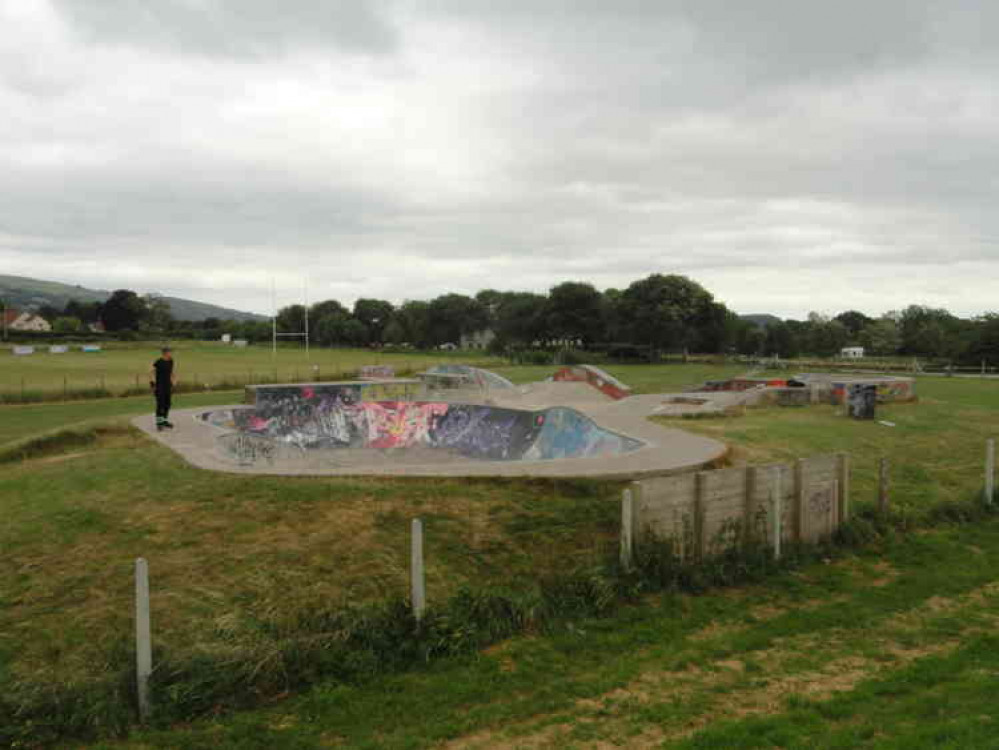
[199,390,642,465]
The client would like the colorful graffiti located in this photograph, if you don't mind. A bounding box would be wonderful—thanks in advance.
[202,383,642,465]
[525,407,642,459]
[847,384,877,420]
[553,365,632,400]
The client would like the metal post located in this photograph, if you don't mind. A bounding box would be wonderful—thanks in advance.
[986,438,995,505]
[271,277,277,359]
[135,558,152,722]
[411,519,426,623]
[620,488,634,570]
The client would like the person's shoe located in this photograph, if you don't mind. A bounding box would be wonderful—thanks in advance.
[156,424,165,432]
[163,421,174,429]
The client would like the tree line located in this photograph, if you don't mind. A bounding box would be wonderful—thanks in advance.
[19,276,999,365]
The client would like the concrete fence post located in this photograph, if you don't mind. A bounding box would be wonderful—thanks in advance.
[837,453,851,524]
[771,466,783,560]
[794,459,806,542]
[620,488,634,570]
[878,458,890,515]
[134,558,152,722]
[986,439,995,505]
[694,472,708,559]
[411,519,426,623]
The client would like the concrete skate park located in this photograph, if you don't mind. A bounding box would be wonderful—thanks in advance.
[133,365,914,480]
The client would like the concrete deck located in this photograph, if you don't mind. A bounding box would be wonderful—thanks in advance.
[132,383,728,480]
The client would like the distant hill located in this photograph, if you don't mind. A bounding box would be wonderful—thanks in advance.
[739,313,783,329]
[0,274,265,322]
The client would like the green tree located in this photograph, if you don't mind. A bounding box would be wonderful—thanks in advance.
[397,301,432,347]
[859,316,902,356]
[37,304,61,322]
[52,316,84,333]
[494,292,548,348]
[833,310,873,338]
[801,313,849,357]
[764,320,799,358]
[314,312,352,346]
[382,317,406,345]
[100,289,148,331]
[342,318,370,346]
[276,305,306,336]
[545,281,605,346]
[352,299,395,343]
[898,305,960,358]
[309,300,349,344]
[963,314,999,367]
[428,294,488,346]
[619,274,715,353]
[143,294,173,331]
[64,299,101,324]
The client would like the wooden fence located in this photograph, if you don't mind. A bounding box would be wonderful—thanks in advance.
[626,454,850,559]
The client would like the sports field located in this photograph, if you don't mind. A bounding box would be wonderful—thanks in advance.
[1,365,998,747]
[0,343,499,401]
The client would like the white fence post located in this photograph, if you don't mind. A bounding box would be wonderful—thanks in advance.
[986,438,995,505]
[772,467,783,560]
[411,519,426,623]
[620,488,634,570]
[135,558,152,722]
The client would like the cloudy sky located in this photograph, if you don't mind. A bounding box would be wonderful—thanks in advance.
[1,1,996,318]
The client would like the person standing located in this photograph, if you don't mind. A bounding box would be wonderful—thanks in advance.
[150,346,176,431]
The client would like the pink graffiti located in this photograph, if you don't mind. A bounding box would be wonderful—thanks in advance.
[359,401,450,449]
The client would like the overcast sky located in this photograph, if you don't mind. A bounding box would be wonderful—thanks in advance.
[1,1,996,318]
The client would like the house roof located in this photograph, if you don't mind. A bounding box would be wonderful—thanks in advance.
[2,308,19,325]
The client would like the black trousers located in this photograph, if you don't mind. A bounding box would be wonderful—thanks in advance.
[155,388,172,422]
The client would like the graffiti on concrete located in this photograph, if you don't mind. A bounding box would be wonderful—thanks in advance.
[553,365,632,399]
[205,383,642,465]
[847,384,877,420]
[525,407,643,459]
[218,432,278,466]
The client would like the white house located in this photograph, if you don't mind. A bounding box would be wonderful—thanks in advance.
[840,346,865,359]
[460,328,496,350]
[6,311,51,332]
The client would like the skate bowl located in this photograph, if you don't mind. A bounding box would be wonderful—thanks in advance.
[135,379,728,479]
[201,398,642,465]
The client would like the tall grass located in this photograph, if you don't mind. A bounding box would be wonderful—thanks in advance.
[4,485,996,747]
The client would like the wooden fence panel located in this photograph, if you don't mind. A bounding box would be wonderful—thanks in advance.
[636,455,845,556]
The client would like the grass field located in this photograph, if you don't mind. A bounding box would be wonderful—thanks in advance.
[0,343,500,401]
[88,520,999,749]
[1,363,997,747]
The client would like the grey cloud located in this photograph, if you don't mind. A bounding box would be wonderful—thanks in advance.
[2,1,998,319]
[50,0,399,58]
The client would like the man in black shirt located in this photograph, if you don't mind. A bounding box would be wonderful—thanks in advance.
[150,346,176,431]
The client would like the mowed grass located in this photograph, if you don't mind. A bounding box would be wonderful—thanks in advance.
[0,390,243,449]
[0,343,499,398]
[1,363,996,746]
